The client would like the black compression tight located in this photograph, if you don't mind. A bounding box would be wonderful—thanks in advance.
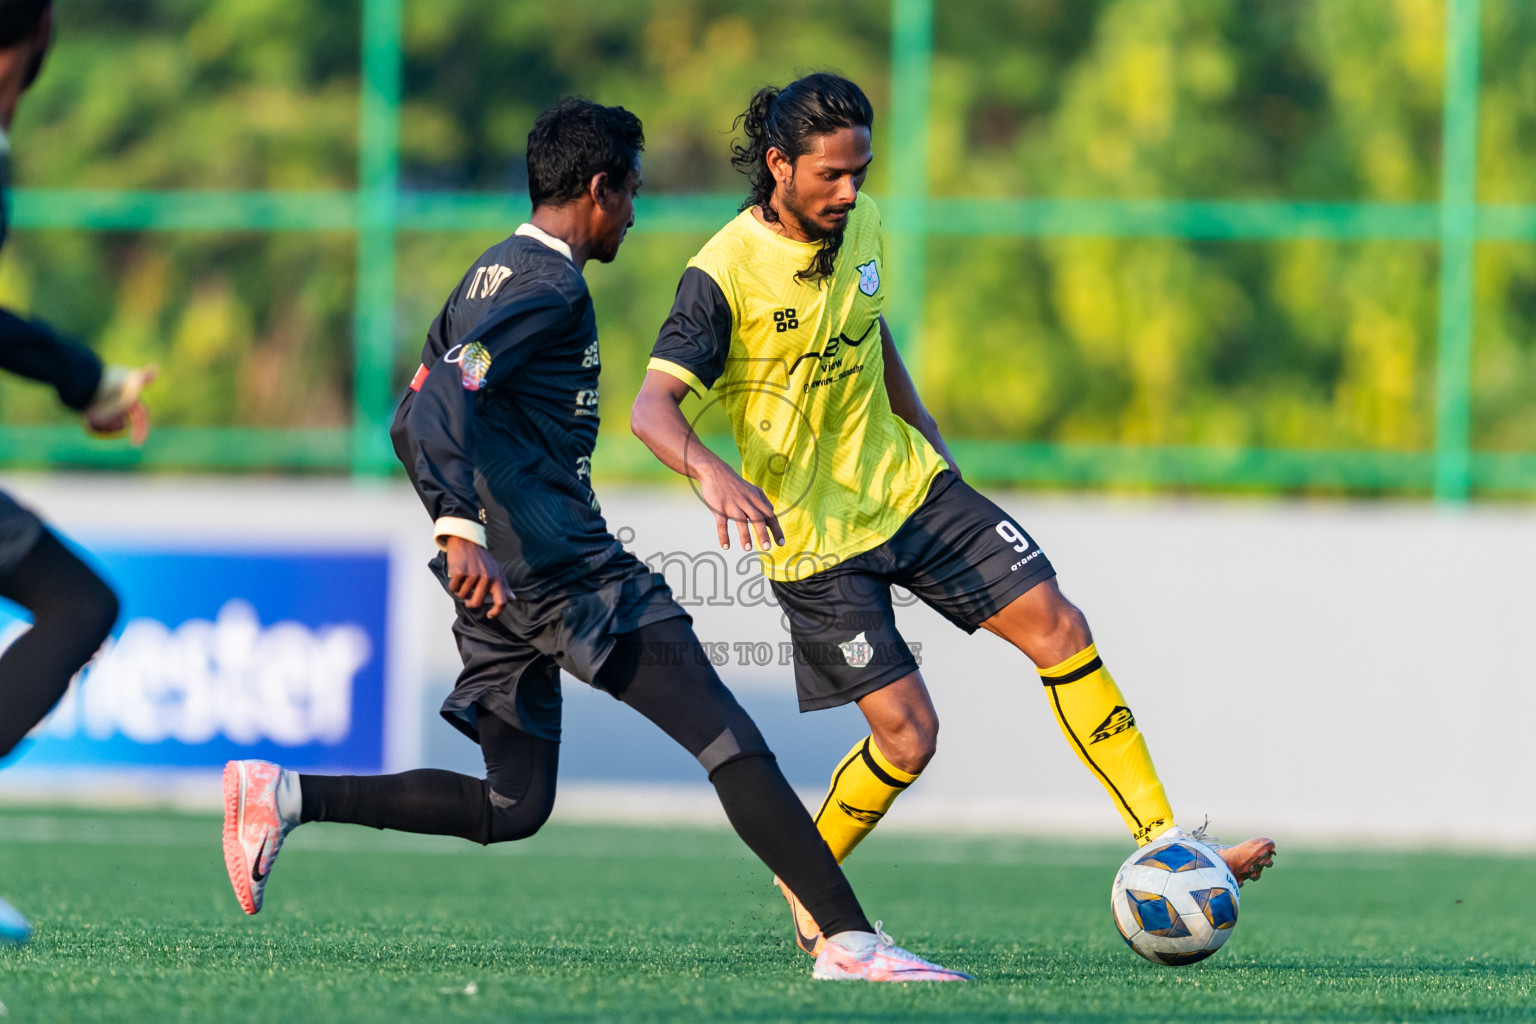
[0,530,119,759]
[597,619,872,939]
[300,712,558,844]
[300,617,871,939]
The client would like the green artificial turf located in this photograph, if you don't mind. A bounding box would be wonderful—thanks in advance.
[0,808,1531,1023]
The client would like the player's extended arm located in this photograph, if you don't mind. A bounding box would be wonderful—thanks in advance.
[0,309,156,443]
[0,309,100,404]
[630,370,784,551]
[879,315,961,479]
[83,364,157,444]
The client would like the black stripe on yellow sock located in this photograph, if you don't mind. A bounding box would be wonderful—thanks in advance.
[858,738,912,790]
[1047,684,1143,830]
[813,747,860,826]
[1040,655,1104,686]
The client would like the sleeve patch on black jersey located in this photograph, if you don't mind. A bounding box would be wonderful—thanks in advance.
[447,341,492,391]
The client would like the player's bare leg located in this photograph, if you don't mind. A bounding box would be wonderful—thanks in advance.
[978,578,1091,667]
[981,580,1278,872]
[856,674,939,776]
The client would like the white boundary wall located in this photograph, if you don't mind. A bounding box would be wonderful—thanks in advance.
[3,474,1532,848]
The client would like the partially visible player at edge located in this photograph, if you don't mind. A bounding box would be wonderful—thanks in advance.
[221,97,967,983]
[631,72,1276,955]
[0,0,155,945]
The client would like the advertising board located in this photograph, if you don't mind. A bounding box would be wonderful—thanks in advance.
[3,546,389,774]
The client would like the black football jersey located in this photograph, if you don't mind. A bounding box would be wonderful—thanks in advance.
[391,233,621,597]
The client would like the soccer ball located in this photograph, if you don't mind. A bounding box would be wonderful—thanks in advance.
[1110,837,1240,965]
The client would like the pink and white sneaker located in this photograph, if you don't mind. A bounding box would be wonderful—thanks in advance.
[812,923,973,982]
[222,760,293,915]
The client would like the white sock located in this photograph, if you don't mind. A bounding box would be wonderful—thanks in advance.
[825,930,878,956]
[274,770,303,829]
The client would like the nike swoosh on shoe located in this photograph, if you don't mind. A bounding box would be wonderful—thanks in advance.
[251,835,270,883]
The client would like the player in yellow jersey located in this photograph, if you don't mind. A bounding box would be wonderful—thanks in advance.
[631,73,1275,955]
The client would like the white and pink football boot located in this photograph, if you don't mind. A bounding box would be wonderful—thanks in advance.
[221,760,295,915]
[812,923,973,982]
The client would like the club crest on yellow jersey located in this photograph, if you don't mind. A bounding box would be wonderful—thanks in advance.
[856,259,880,296]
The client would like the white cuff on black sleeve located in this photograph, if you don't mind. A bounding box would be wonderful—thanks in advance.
[433,516,486,550]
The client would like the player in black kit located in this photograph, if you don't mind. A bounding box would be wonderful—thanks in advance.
[0,0,155,944]
[221,98,968,982]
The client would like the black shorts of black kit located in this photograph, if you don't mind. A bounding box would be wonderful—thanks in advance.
[434,550,682,744]
[300,556,871,937]
[0,523,119,759]
[771,471,1058,712]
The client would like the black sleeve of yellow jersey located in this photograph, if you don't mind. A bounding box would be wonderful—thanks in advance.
[650,266,731,392]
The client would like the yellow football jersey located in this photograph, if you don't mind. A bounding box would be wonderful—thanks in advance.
[648,196,948,582]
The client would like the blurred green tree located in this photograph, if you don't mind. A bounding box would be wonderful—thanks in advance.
[0,0,1529,492]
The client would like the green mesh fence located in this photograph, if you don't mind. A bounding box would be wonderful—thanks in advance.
[4,0,1522,501]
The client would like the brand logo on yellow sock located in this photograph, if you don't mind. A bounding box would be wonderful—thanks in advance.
[837,801,886,825]
[1089,706,1136,744]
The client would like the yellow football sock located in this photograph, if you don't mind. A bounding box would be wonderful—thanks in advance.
[1039,644,1175,846]
[813,736,918,863]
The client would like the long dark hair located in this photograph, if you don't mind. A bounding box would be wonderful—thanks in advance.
[730,72,873,284]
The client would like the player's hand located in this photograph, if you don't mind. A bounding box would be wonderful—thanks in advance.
[699,464,784,551]
[84,364,158,445]
[445,535,511,619]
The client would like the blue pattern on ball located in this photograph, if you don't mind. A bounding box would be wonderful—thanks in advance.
[1193,886,1239,930]
[1135,841,1214,873]
[1127,890,1191,937]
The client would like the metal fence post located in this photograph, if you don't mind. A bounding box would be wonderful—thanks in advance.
[351,0,403,476]
[888,0,934,376]
[1433,0,1482,502]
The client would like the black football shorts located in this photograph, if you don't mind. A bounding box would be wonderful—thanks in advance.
[434,550,688,743]
[770,472,1056,711]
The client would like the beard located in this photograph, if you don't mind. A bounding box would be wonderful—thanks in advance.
[775,178,852,283]
[779,177,851,245]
